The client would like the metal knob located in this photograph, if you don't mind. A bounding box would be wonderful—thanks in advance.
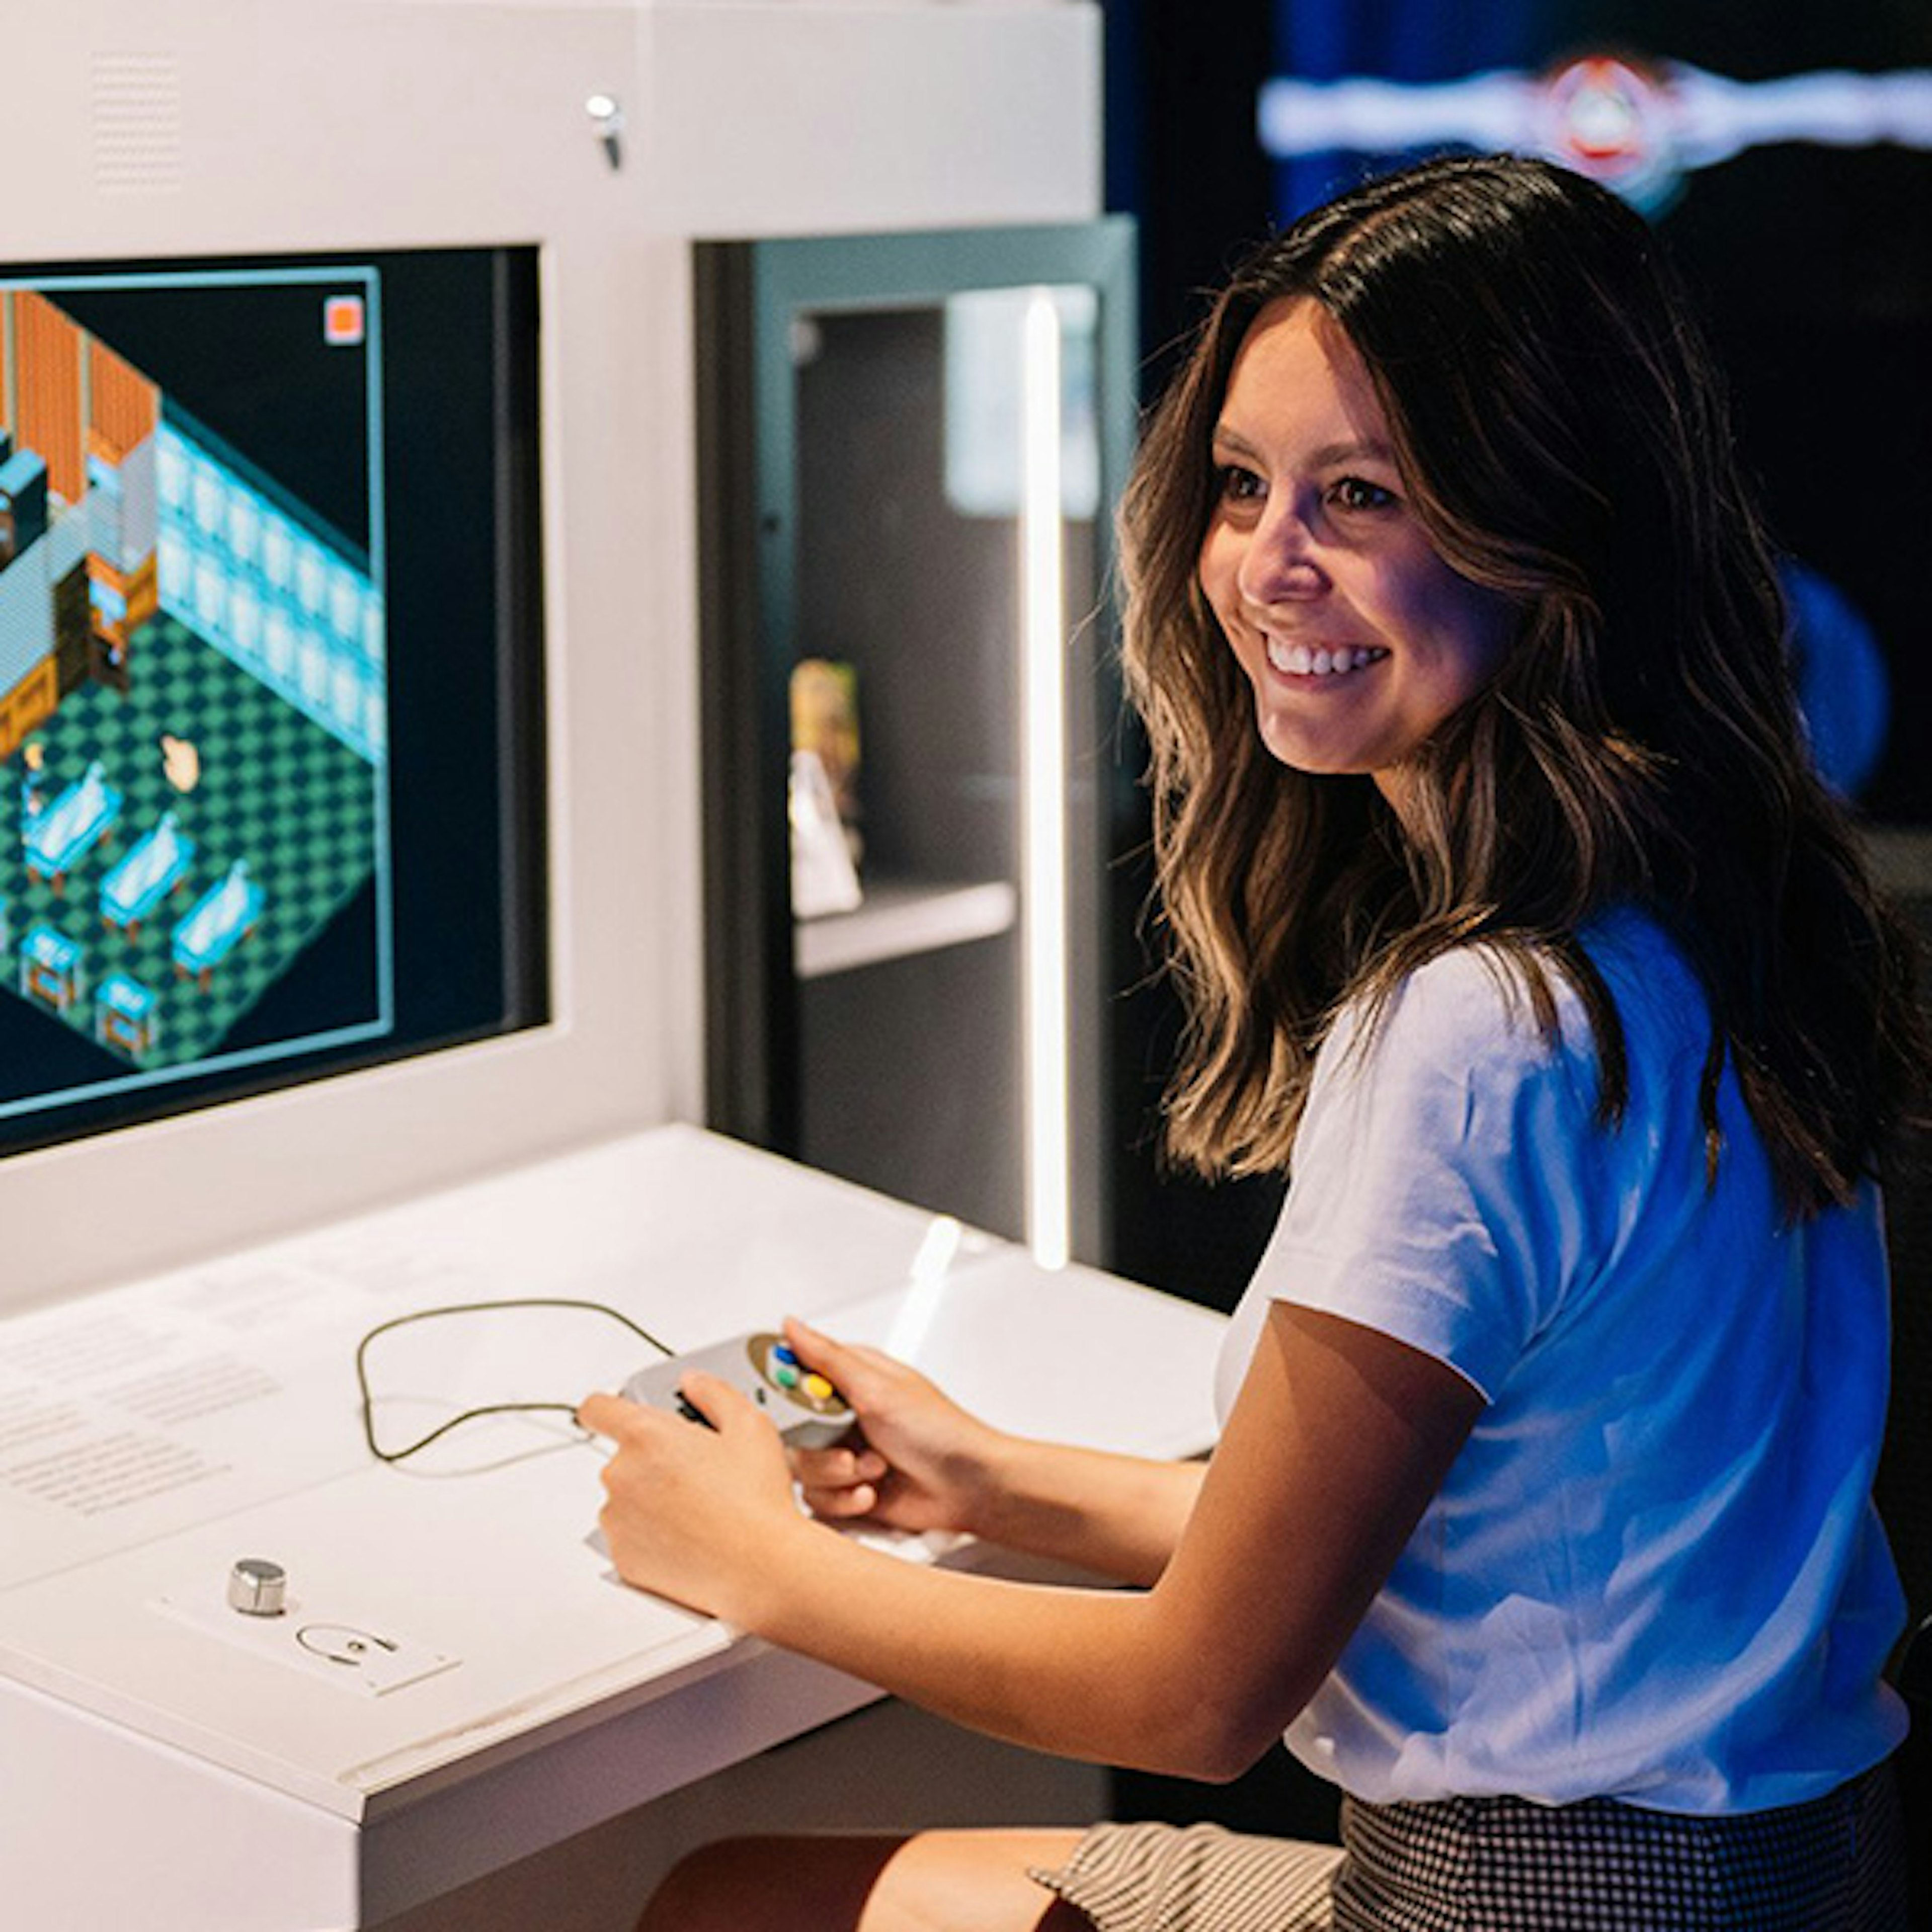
[227,1557,288,1617]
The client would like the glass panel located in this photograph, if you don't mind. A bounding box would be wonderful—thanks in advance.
[786,288,1100,1243]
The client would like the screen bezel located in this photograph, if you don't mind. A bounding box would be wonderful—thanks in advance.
[0,247,550,1160]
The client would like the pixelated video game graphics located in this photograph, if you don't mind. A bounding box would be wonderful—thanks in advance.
[0,272,389,1117]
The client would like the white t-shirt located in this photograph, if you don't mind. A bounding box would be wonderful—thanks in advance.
[1214,910,1906,1813]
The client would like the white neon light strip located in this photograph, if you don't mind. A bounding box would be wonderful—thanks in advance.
[1259,71,1538,155]
[1671,69,1932,167]
[1019,289,1071,1270]
[1257,63,1932,170]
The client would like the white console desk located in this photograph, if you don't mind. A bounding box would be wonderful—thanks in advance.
[0,1128,1225,1929]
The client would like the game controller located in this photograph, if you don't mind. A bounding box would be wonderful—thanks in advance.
[620,1331,856,1448]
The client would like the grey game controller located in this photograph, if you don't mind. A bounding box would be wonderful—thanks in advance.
[620,1331,856,1448]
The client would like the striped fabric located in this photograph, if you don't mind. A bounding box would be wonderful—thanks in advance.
[1031,1822,1341,1930]
[1031,1759,1907,1931]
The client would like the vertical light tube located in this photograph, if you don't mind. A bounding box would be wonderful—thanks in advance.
[1019,290,1070,1269]
[886,1214,964,1358]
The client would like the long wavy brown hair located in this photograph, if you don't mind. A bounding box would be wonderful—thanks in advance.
[1123,152,1927,1217]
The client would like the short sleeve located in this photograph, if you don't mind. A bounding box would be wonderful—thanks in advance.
[1256,950,1605,1399]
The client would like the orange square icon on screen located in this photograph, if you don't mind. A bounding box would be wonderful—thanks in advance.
[323,294,366,347]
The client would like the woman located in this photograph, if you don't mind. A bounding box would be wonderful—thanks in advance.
[580,153,1923,1929]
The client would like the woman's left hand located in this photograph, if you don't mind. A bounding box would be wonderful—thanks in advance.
[577,1375,813,1620]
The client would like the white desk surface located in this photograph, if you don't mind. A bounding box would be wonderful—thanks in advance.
[0,1126,1225,1926]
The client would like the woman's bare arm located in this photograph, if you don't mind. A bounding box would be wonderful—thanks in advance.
[582,1301,1481,1780]
[780,1320,1204,1586]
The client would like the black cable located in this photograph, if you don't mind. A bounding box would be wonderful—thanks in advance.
[355,1298,677,1465]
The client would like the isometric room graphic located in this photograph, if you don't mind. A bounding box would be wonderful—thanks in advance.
[0,282,385,1094]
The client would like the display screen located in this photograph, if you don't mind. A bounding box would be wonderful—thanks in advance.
[0,248,545,1156]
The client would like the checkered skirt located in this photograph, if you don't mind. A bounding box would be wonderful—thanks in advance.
[1030,1758,1907,1931]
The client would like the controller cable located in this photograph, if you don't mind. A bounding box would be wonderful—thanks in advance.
[355,1299,676,1465]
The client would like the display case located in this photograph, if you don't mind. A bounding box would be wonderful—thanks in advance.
[697,222,1136,1265]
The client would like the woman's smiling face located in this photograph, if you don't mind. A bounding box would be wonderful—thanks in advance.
[1197,299,1517,815]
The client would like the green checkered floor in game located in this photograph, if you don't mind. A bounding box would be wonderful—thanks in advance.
[3,612,381,1072]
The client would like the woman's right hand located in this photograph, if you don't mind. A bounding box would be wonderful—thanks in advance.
[780,1317,1009,1538]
